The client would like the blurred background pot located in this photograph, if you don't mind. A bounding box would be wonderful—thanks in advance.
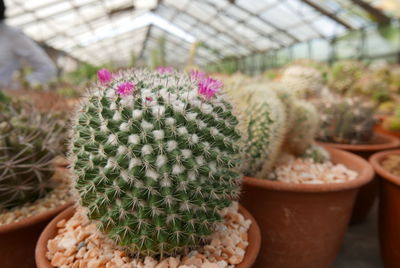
[240,147,374,268]
[319,132,399,224]
[0,202,73,268]
[370,149,400,268]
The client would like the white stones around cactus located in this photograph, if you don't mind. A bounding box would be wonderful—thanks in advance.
[270,157,358,184]
[46,202,250,268]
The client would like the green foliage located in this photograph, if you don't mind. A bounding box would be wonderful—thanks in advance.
[0,95,64,210]
[69,69,242,257]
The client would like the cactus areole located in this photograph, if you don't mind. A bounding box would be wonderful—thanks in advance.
[69,69,242,257]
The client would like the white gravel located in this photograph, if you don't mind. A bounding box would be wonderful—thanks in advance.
[270,157,358,184]
[46,202,251,268]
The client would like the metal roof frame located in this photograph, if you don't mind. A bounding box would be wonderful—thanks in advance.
[5,0,393,67]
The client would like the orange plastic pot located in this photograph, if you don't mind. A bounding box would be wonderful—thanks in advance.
[240,147,374,268]
[319,132,399,224]
[0,202,73,268]
[370,149,400,268]
[36,205,261,268]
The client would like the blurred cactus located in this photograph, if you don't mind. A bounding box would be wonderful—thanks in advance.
[328,60,364,95]
[0,92,65,210]
[302,144,331,163]
[285,100,320,156]
[317,98,376,144]
[225,81,320,179]
[382,105,400,131]
[281,64,325,99]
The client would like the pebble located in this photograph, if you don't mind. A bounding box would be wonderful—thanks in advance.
[47,202,250,268]
[381,154,400,177]
[273,157,358,184]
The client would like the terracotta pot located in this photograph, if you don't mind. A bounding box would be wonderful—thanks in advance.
[240,147,374,268]
[36,205,261,268]
[370,149,400,268]
[319,132,400,224]
[0,202,73,268]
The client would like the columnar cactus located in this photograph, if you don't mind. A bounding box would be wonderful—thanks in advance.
[285,100,319,156]
[317,98,376,144]
[0,92,64,210]
[69,69,242,257]
[224,81,321,179]
[231,85,287,178]
[281,64,325,98]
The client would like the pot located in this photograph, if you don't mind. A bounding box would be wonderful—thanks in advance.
[319,132,399,224]
[35,205,261,268]
[0,202,73,268]
[374,122,400,140]
[240,147,374,268]
[370,149,400,268]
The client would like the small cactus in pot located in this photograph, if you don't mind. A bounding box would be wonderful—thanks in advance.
[0,92,65,210]
[68,69,242,257]
[316,98,376,144]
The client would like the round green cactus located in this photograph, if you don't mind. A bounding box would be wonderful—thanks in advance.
[0,93,64,210]
[69,69,242,257]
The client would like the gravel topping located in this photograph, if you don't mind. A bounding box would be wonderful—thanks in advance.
[270,157,358,184]
[46,202,251,268]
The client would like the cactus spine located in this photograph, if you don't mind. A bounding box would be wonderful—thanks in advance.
[69,69,242,257]
[0,92,64,210]
[224,81,321,179]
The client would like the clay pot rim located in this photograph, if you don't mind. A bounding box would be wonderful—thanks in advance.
[318,132,400,152]
[243,146,374,193]
[369,149,400,187]
[0,201,74,234]
[36,204,261,268]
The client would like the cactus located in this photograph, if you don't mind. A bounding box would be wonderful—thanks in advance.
[280,62,325,99]
[224,80,320,179]
[285,100,319,156]
[317,98,376,144]
[233,85,287,178]
[302,144,330,163]
[69,69,242,257]
[328,60,364,95]
[383,105,400,131]
[0,93,64,210]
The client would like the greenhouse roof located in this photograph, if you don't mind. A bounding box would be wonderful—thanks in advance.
[4,0,397,67]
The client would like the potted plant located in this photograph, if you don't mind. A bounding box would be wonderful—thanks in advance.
[0,92,73,268]
[375,104,400,139]
[316,98,400,223]
[370,149,400,268]
[35,69,261,267]
[225,82,374,267]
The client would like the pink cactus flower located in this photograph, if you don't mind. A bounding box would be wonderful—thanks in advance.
[116,82,135,96]
[198,77,222,99]
[156,66,174,74]
[97,69,112,84]
[190,69,207,81]
[145,97,153,102]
